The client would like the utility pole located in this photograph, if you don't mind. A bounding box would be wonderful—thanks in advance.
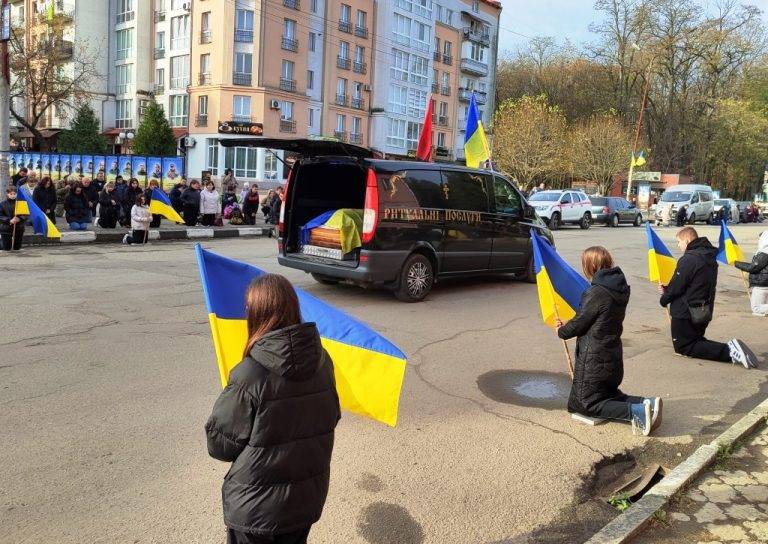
[0,0,10,195]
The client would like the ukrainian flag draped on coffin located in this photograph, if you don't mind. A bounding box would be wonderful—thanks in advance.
[463,93,491,169]
[530,230,589,328]
[717,220,744,265]
[195,245,407,427]
[149,187,184,224]
[15,186,61,239]
[646,223,676,286]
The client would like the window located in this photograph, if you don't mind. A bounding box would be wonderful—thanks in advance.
[225,147,258,178]
[439,101,448,117]
[311,0,318,13]
[435,5,454,26]
[355,45,364,63]
[389,84,407,114]
[406,121,421,149]
[444,41,452,58]
[470,42,486,63]
[353,81,363,99]
[393,14,411,46]
[155,68,164,86]
[387,118,406,147]
[282,60,295,80]
[433,68,439,85]
[171,15,190,49]
[356,10,366,29]
[115,64,132,95]
[171,0,186,9]
[472,0,479,13]
[434,36,440,53]
[280,101,294,120]
[336,114,346,132]
[233,95,251,121]
[415,22,430,52]
[493,177,522,215]
[307,70,314,90]
[116,29,133,61]
[234,52,253,75]
[437,132,446,147]
[409,55,429,85]
[391,49,409,82]
[206,139,219,174]
[116,99,133,128]
[352,116,361,135]
[170,55,189,88]
[201,11,210,31]
[340,4,351,22]
[339,41,349,60]
[200,53,210,74]
[235,9,254,41]
[336,78,347,97]
[441,71,450,88]
[309,32,316,52]
[284,18,296,40]
[170,95,188,126]
[414,0,431,18]
[308,108,316,129]
[560,193,572,204]
[442,171,490,212]
[117,0,134,23]
[198,95,208,116]
[155,31,165,51]
[264,152,279,180]
[395,0,412,11]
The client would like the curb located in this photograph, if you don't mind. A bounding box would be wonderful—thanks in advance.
[22,226,274,245]
[584,397,768,544]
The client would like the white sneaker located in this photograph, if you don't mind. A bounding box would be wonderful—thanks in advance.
[122,233,129,245]
[650,397,663,432]
[631,399,653,437]
[728,339,756,369]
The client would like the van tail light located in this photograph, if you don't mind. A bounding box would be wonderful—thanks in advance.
[602,206,609,214]
[278,166,294,237]
[362,168,379,244]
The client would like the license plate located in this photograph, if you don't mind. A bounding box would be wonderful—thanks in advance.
[301,244,345,260]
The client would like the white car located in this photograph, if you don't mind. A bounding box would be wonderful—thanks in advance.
[714,198,740,223]
[528,190,593,230]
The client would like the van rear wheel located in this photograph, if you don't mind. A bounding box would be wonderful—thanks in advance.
[549,213,560,230]
[395,254,433,302]
[311,273,340,285]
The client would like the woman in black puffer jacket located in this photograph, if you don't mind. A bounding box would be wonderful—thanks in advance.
[735,231,768,316]
[32,176,57,224]
[557,246,661,436]
[205,274,340,544]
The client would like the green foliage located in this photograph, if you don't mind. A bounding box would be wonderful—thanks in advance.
[133,102,177,156]
[57,105,109,154]
[607,496,632,512]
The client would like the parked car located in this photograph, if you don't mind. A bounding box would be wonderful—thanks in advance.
[714,198,740,223]
[590,196,643,227]
[223,138,555,302]
[654,184,715,225]
[528,190,593,230]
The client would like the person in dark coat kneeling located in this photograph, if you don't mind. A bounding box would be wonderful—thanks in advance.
[557,246,661,436]
[205,274,340,544]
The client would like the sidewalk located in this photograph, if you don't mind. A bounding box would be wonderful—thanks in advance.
[635,423,768,543]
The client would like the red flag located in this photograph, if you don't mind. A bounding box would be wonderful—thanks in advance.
[416,97,434,162]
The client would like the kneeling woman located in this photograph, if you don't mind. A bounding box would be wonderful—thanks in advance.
[205,275,341,544]
[556,246,662,436]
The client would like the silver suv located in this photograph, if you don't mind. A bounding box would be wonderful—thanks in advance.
[528,190,593,230]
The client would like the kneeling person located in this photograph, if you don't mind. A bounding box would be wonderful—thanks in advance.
[557,247,662,436]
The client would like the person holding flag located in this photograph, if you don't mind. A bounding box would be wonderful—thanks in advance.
[0,187,27,251]
[464,93,491,169]
[735,231,768,317]
[555,246,661,436]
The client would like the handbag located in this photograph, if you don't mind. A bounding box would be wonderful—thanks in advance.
[688,300,712,325]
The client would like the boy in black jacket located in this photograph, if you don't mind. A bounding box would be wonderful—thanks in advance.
[0,187,26,251]
[660,227,758,368]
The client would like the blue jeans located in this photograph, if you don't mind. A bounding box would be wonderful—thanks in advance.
[69,222,89,231]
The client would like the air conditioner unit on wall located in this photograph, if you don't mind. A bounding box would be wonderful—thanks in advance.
[269,100,280,110]
[362,84,372,92]
[182,2,191,11]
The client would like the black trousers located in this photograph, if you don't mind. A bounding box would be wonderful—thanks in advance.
[150,214,162,228]
[590,393,645,421]
[126,229,148,244]
[226,527,310,544]
[183,205,198,226]
[201,213,216,226]
[671,318,730,362]
[0,229,23,250]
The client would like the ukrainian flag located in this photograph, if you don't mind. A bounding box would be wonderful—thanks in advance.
[149,188,184,224]
[195,245,407,427]
[717,220,744,265]
[646,223,676,286]
[15,186,61,239]
[631,151,647,168]
[530,231,589,328]
[464,93,491,169]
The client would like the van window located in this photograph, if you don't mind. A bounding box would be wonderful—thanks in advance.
[492,176,521,215]
[382,169,444,208]
[699,191,712,202]
[661,191,692,203]
[441,170,489,212]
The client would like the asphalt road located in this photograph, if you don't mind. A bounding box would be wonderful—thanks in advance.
[2,223,767,544]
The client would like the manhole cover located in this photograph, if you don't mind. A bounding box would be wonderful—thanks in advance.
[477,370,571,409]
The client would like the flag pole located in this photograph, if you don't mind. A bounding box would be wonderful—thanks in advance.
[10,219,15,249]
[552,304,574,378]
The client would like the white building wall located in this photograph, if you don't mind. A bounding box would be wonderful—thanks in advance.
[307,0,326,136]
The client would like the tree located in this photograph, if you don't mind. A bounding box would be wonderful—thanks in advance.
[57,104,108,154]
[9,15,103,150]
[491,95,569,191]
[132,102,177,156]
[569,113,633,195]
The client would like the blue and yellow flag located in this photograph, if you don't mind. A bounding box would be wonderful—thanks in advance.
[149,188,184,224]
[717,220,744,265]
[631,151,647,168]
[15,186,61,239]
[464,93,491,169]
[195,245,407,427]
[530,231,589,328]
[646,223,676,286]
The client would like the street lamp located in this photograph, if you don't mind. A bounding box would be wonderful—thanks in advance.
[626,43,653,200]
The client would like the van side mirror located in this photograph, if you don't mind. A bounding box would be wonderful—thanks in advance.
[524,205,536,220]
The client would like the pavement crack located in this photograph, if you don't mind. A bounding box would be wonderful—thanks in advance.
[0,319,120,348]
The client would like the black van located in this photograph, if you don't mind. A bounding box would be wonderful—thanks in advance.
[221,138,554,302]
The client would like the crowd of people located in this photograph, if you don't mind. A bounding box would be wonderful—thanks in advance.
[0,166,286,250]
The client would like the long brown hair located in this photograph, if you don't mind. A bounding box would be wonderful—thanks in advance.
[581,246,614,279]
[242,274,302,358]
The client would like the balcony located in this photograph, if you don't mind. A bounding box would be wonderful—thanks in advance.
[154,10,166,23]
[235,30,253,43]
[354,26,368,39]
[55,40,74,59]
[283,0,300,9]
[440,85,451,96]
[458,88,487,104]
[40,1,75,23]
[200,30,212,44]
[337,56,351,70]
[334,130,348,142]
[338,20,352,33]
[280,119,297,133]
[233,72,252,86]
[351,97,365,110]
[116,11,135,24]
[282,37,298,52]
[349,133,362,144]
[335,94,348,107]
[195,114,208,127]
[460,57,489,77]
[433,50,440,61]
[462,27,491,46]
[353,61,367,74]
[154,48,165,60]
[434,146,453,160]
[279,78,297,93]
[443,54,453,65]
[232,115,251,123]
[198,73,212,85]
[153,84,165,95]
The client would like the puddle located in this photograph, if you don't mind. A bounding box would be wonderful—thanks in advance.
[477,370,571,409]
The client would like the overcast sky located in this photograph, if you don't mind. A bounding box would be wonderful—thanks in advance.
[496,0,768,57]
